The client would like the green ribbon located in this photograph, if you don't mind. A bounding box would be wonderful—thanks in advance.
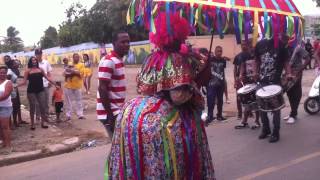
[104,156,109,180]
[223,12,230,33]
[287,16,294,37]
[238,10,243,40]
[161,109,177,176]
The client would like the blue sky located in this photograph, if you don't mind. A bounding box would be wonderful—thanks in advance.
[0,0,319,46]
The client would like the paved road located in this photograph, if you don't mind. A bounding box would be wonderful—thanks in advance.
[1,108,319,180]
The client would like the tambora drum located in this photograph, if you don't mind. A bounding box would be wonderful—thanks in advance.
[256,85,285,112]
[237,84,257,105]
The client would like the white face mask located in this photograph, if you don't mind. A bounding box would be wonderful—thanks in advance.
[169,88,193,105]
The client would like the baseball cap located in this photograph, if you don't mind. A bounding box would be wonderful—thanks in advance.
[35,48,43,55]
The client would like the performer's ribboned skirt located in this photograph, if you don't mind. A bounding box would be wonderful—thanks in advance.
[106,96,216,180]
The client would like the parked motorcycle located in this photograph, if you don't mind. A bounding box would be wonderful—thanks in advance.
[304,74,320,115]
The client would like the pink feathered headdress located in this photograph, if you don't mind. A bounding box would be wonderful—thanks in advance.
[150,13,191,51]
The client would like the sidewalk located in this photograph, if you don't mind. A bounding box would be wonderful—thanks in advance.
[0,110,110,167]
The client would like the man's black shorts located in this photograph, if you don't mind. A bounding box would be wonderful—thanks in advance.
[55,102,64,113]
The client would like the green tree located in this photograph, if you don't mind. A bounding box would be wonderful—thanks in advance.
[314,0,320,6]
[57,0,148,47]
[40,26,59,49]
[58,3,89,46]
[2,26,24,53]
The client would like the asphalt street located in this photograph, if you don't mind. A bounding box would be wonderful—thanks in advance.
[1,107,320,180]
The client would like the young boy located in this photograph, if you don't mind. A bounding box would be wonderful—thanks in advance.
[235,40,260,129]
[206,46,228,123]
[52,82,64,122]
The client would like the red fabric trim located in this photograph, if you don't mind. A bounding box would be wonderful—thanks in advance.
[111,74,125,80]
[97,98,125,103]
[110,86,126,92]
[96,109,118,115]
[99,67,113,73]
[115,63,124,69]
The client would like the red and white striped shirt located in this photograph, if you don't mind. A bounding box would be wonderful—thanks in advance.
[97,51,126,120]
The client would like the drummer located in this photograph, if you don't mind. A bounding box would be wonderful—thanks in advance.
[284,40,311,124]
[254,33,292,143]
[235,40,260,129]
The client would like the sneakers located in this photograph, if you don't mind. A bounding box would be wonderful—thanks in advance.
[269,135,280,143]
[217,116,227,121]
[258,131,271,139]
[283,116,290,121]
[286,117,296,124]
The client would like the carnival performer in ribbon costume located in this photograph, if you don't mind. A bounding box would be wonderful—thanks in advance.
[105,13,215,179]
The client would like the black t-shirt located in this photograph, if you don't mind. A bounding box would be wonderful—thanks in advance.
[254,39,289,84]
[305,42,313,53]
[209,57,226,87]
[233,51,253,77]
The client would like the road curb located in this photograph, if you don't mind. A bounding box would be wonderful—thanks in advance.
[0,137,82,167]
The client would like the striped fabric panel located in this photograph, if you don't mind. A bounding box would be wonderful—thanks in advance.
[244,0,250,7]
[284,0,296,13]
[271,0,281,11]
[259,0,266,9]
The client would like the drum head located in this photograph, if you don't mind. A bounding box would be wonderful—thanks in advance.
[237,84,257,94]
[256,85,282,98]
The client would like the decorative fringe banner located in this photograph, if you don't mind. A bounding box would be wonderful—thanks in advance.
[127,0,303,46]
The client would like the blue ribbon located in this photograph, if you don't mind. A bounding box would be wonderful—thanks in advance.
[271,0,281,11]
[294,16,299,46]
[259,0,268,37]
[231,0,235,7]
[205,12,210,33]
[166,2,171,35]
[233,9,241,44]
[216,7,224,39]
[244,11,251,42]
[132,98,147,180]
[245,0,250,7]
[285,0,296,13]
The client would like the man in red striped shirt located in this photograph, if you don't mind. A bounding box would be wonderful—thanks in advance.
[97,31,130,136]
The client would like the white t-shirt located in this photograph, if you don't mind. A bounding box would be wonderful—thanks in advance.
[38,59,53,88]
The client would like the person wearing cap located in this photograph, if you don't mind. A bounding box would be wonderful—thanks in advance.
[35,48,53,121]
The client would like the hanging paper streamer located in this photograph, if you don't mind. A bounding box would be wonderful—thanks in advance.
[166,2,172,35]
[238,10,243,39]
[233,9,241,44]
[272,13,279,48]
[244,11,251,42]
[223,11,230,33]
[126,0,303,45]
[253,11,259,46]
[216,7,224,39]
[287,16,294,37]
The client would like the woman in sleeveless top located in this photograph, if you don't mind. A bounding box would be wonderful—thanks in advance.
[0,66,14,151]
[18,57,56,130]
[82,54,92,94]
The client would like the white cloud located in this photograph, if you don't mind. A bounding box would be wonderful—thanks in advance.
[0,0,96,46]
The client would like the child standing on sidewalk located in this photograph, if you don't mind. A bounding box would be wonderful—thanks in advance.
[52,82,64,122]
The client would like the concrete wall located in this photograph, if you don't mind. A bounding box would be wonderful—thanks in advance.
[187,35,241,59]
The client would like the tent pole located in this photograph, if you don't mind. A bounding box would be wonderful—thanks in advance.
[208,30,214,58]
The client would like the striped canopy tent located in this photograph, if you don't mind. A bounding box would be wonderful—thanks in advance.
[127,0,303,47]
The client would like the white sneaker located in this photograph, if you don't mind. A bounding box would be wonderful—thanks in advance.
[286,117,296,124]
[283,116,290,120]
